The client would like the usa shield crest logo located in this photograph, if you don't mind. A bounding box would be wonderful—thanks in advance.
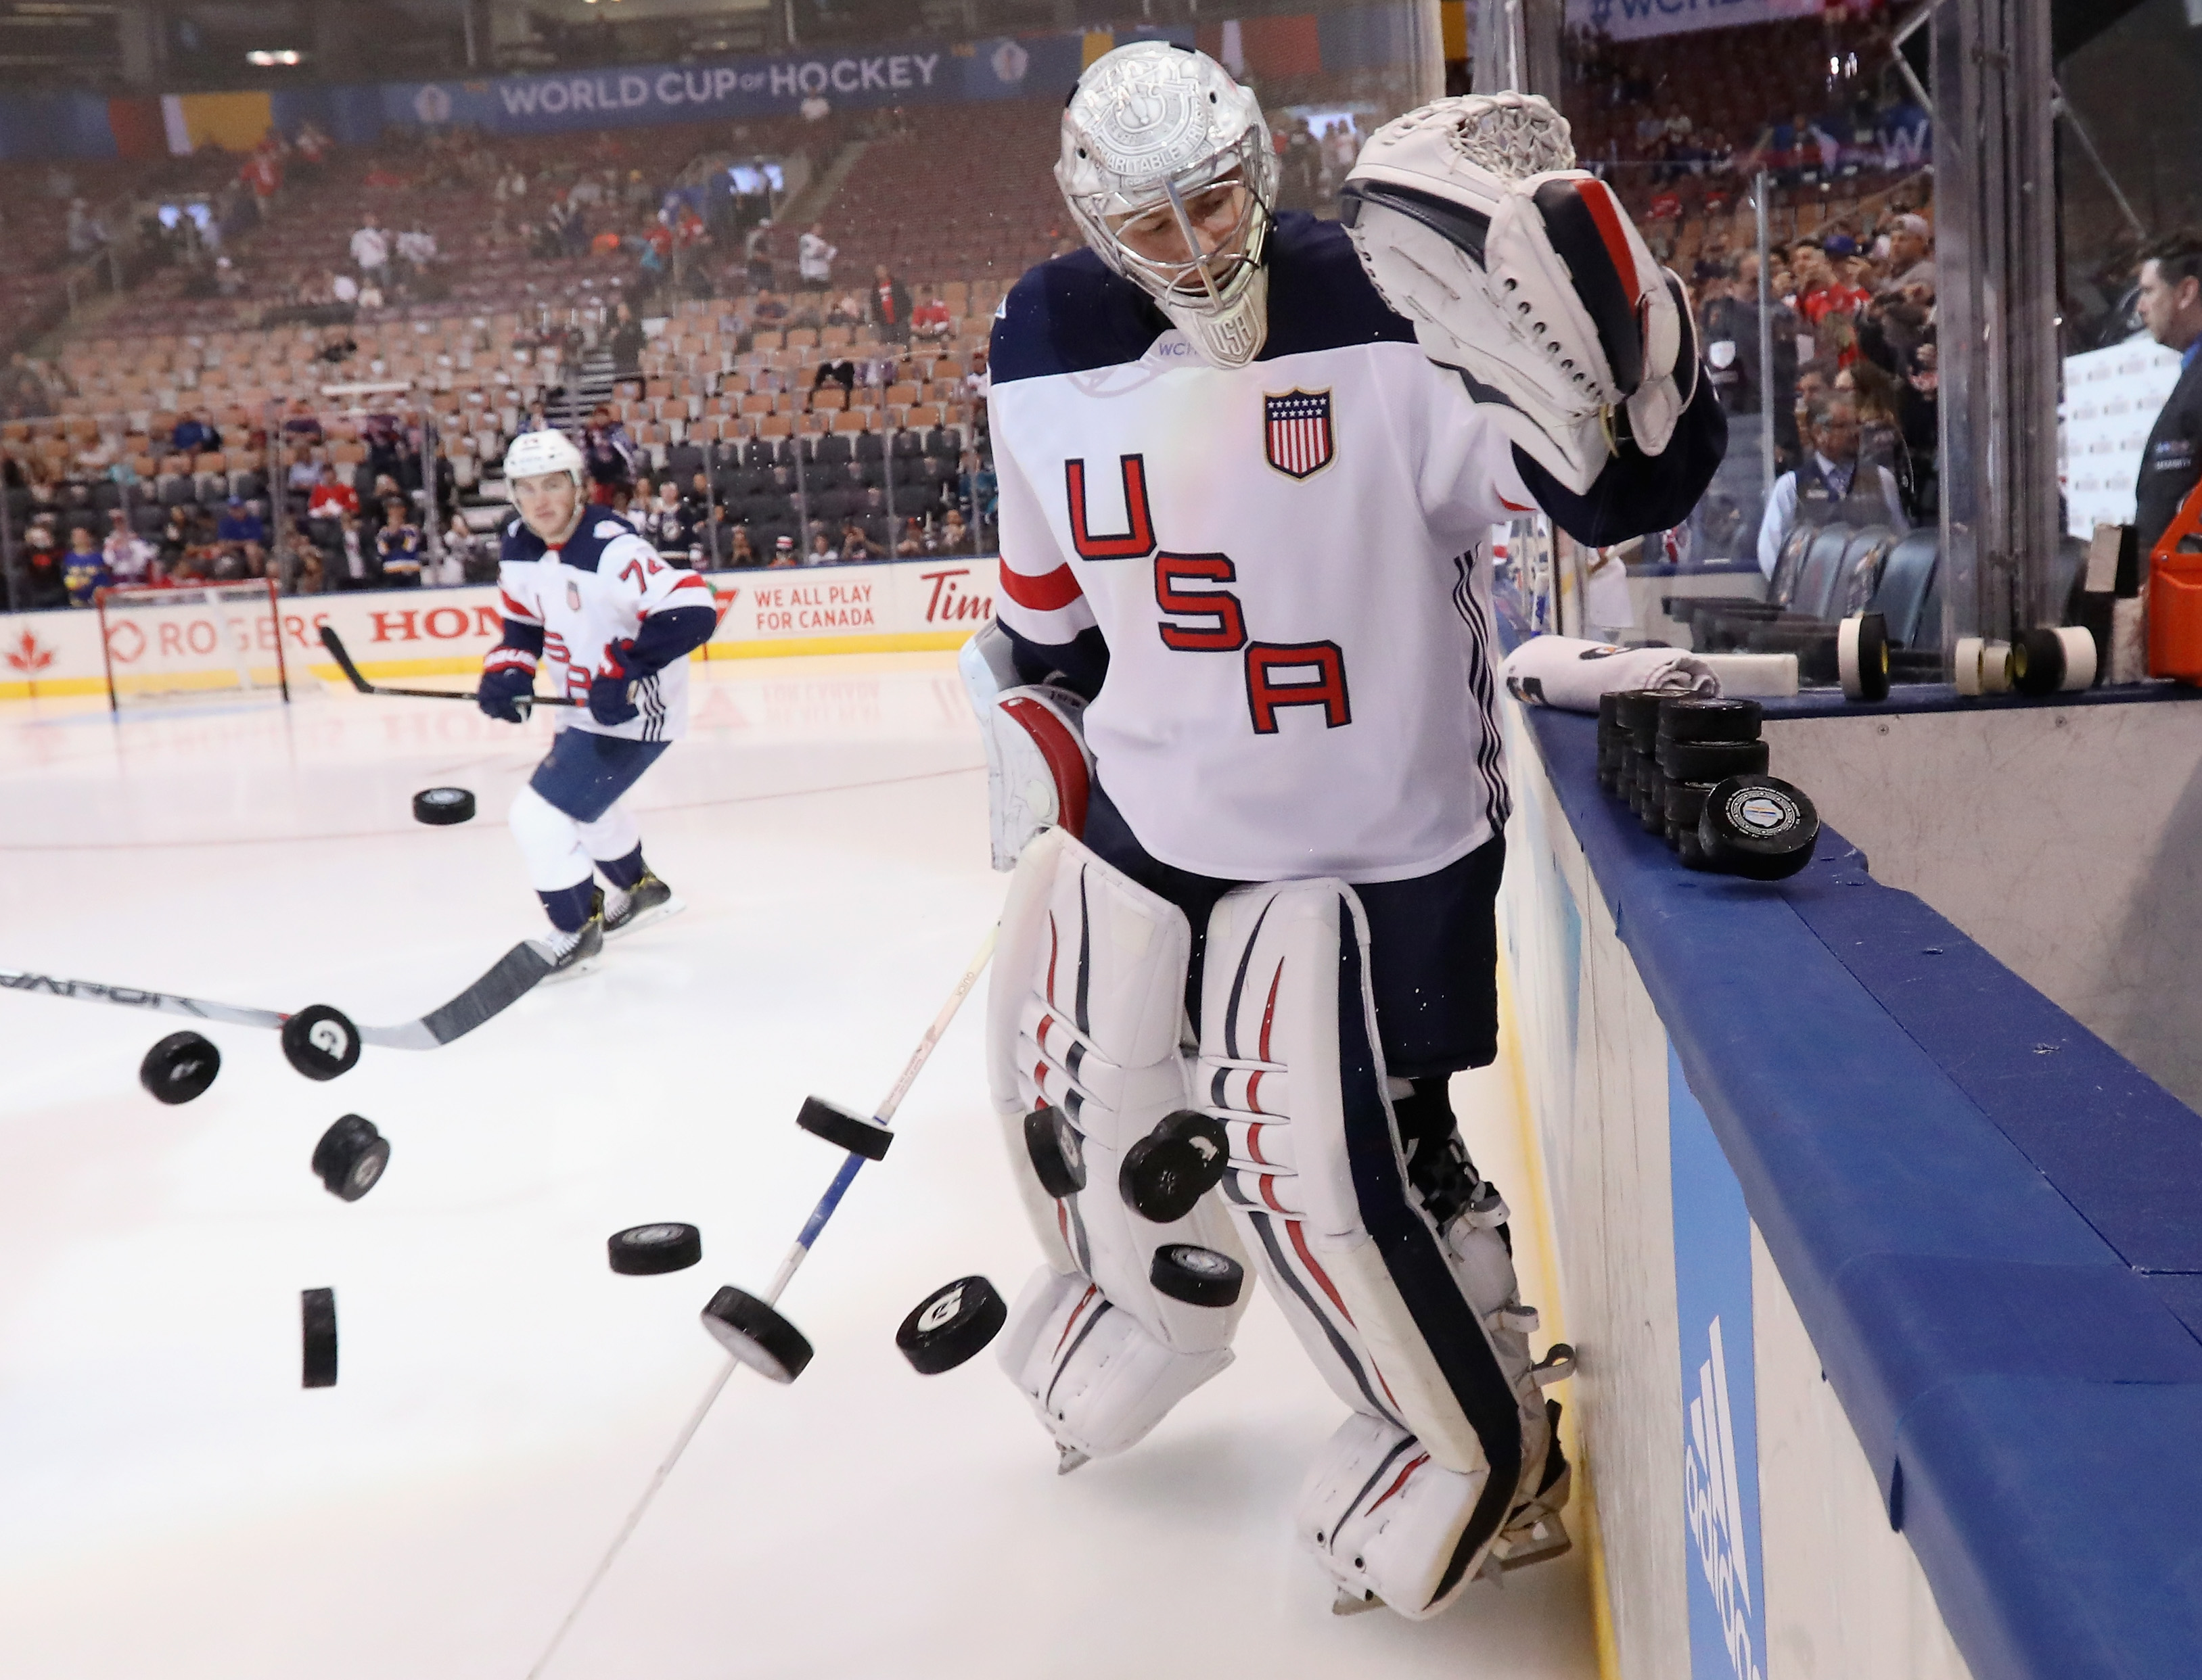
[1264,389,1334,480]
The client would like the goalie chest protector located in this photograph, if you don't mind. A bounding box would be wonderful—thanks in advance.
[988,212,1536,886]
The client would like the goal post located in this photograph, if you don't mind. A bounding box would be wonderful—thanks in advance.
[95,580,292,711]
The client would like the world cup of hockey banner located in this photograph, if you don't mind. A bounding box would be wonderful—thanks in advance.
[1563,0,1834,45]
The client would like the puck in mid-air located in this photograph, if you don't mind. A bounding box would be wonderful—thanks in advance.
[302,1288,338,1388]
[412,787,476,826]
[281,1004,361,1081]
[1023,1104,1086,1198]
[896,1274,1009,1374]
[311,1115,390,1201]
[607,1222,703,1275]
[701,1285,814,1384]
[1698,775,1821,881]
[1120,1109,1230,1224]
[794,1095,894,1161]
[139,1031,219,1105]
[1657,696,1762,743]
[1837,612,1891,703]
[1151,1244,1245,1309]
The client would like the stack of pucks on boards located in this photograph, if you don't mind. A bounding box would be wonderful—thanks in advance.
[1655,697,1768,869]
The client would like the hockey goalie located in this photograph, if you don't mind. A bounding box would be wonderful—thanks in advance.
[961,43,1724,1619]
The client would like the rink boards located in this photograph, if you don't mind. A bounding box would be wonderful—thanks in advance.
[1499,699,2202,1680]
[0,555,1000,700]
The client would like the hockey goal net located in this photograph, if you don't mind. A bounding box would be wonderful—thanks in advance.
[95,581,291,710]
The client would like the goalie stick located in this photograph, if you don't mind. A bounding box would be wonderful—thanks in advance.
[0,939,554,1051]
[525,924,998,1679]
[317,625,580,712]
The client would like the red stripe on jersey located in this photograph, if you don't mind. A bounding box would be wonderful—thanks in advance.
[1046,914,1059,1008]
[500,590,541,622]
[1500,497,1532,513]
[1000,560,1084,612]
[1054,1284,1099,1355]
[662,574,710,598]
[1259,1174,1286,1213]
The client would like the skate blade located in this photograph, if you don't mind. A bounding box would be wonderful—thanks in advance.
[1494,1516,1574,1574]
[1330,1588,1385,1617]
[1055,1444,1090,1476]
[537,952,603,985]
[605,893,686,941]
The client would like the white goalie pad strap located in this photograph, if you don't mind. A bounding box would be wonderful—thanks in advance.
[997,1267,1235,1462]
[1296,1413,1491,1619]
[989,828,1248,1375]
[960,623,1095,872]
[1198,880,1550,1566]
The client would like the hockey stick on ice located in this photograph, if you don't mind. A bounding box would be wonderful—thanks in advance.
[317,625,580,711]
[525,925,997,1680]
[0,938,554,1051]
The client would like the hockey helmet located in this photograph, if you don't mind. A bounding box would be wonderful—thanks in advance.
[503,427,586,493]
[1057,41,1279,369]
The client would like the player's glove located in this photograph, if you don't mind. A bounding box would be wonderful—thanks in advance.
[1341,93,1700,495]
[478,649,537,724]
[589,640,643,727]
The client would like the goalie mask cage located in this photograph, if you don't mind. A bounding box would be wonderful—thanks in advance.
[95,580,292,711]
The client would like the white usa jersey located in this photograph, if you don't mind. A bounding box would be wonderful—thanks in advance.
[496,513,712,742]
[989,214,1537,885]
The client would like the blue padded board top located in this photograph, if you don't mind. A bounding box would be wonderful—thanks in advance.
[1522,706,2202,1680]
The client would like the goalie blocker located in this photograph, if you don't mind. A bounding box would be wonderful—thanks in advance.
[988,830,1568,1614]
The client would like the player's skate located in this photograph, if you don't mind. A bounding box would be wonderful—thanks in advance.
[603,870,683,939]
[533,890,605,982]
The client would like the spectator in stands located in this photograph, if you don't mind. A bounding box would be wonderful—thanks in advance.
[20,524,63,609]
[1879,214,1935,294]
[894,517,926,558]
[641,481,689,552]
[351,214,390,285]
[812,356,856,396]
[840,519,882,561]
[173,410,219,457]
[770,533,797,567]
[752,289,788,329]
[701,511,750,569]
[396,223,437,283]
[286,449,323,500]
[60,528,107,607]
[327,509,369,588]
[829,291,866,329]
[2133,229,2202,559]
[806,528,838,565]
[216,497,268,578]
[745,219,775,288]
[294,120,329,182]
[103,510,152,587]
[292,541,327,595]
[798,223,838,287]
[375,497,425,587]
[582,407,637,510]
[872,264,911,346]
[283,400,323,446]
[358,276,386,311]
[608,302,647,379]
[66,197,105,258]
[1756,392,1906,578]
[912,287,952,342]
[939,507,970,553]
[241,143,281,222]
[308,463,357,524]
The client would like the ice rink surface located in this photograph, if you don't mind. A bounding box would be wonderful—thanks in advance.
[0,653,1597,1680]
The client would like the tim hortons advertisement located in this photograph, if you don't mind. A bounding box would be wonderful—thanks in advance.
[0,557,999,700]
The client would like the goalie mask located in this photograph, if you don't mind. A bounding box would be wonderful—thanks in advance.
[1057,41,1280,369]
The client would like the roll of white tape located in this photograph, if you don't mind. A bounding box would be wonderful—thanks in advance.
[1981,640,2014,695]
[2055,625,2099,691]
[1954,635,1986,697]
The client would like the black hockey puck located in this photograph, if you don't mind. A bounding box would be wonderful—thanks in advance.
[1837,613,1891,703]
[794,1095,894,1161]
[1151,1243,1245,1309]
[412,787,476,826]
[1639,766,1668,835]
[1678,826,1716,871]
[1023,1104,1086,1198]
[701,1285,813,1384]
[1658,737,1770,784]
[302,1287,337,1388]
[1664,780,1714,833]
[1657,695,1763,743]
[281,1004,361,1081]
[895,1274,1008,1374]
[1613,688,1668,750]
[1699,775,1821,881]
[139,1031,219,1105]
[311,1115,390,1201]
[1119,1109,1230,1224]
[608,1222,703,1275]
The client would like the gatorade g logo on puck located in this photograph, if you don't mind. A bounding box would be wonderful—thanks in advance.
[918,1284,967,1334]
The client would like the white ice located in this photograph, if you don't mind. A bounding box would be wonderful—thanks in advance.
[0,655,1596,1679]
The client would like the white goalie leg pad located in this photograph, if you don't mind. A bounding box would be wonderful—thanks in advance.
[507,784,594,893]
[960,623,1095,872]
[1199,880,1555,1610]
[994,1266,1234,1462]
[988,827,1248,1459]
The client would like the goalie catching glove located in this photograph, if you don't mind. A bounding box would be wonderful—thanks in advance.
[1340,92,1699,495]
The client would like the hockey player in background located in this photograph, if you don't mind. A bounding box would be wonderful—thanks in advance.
[480,429,719,976]
[961,45,1722,1618]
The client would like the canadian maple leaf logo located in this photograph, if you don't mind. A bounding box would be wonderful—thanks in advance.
[4,629,54,675]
